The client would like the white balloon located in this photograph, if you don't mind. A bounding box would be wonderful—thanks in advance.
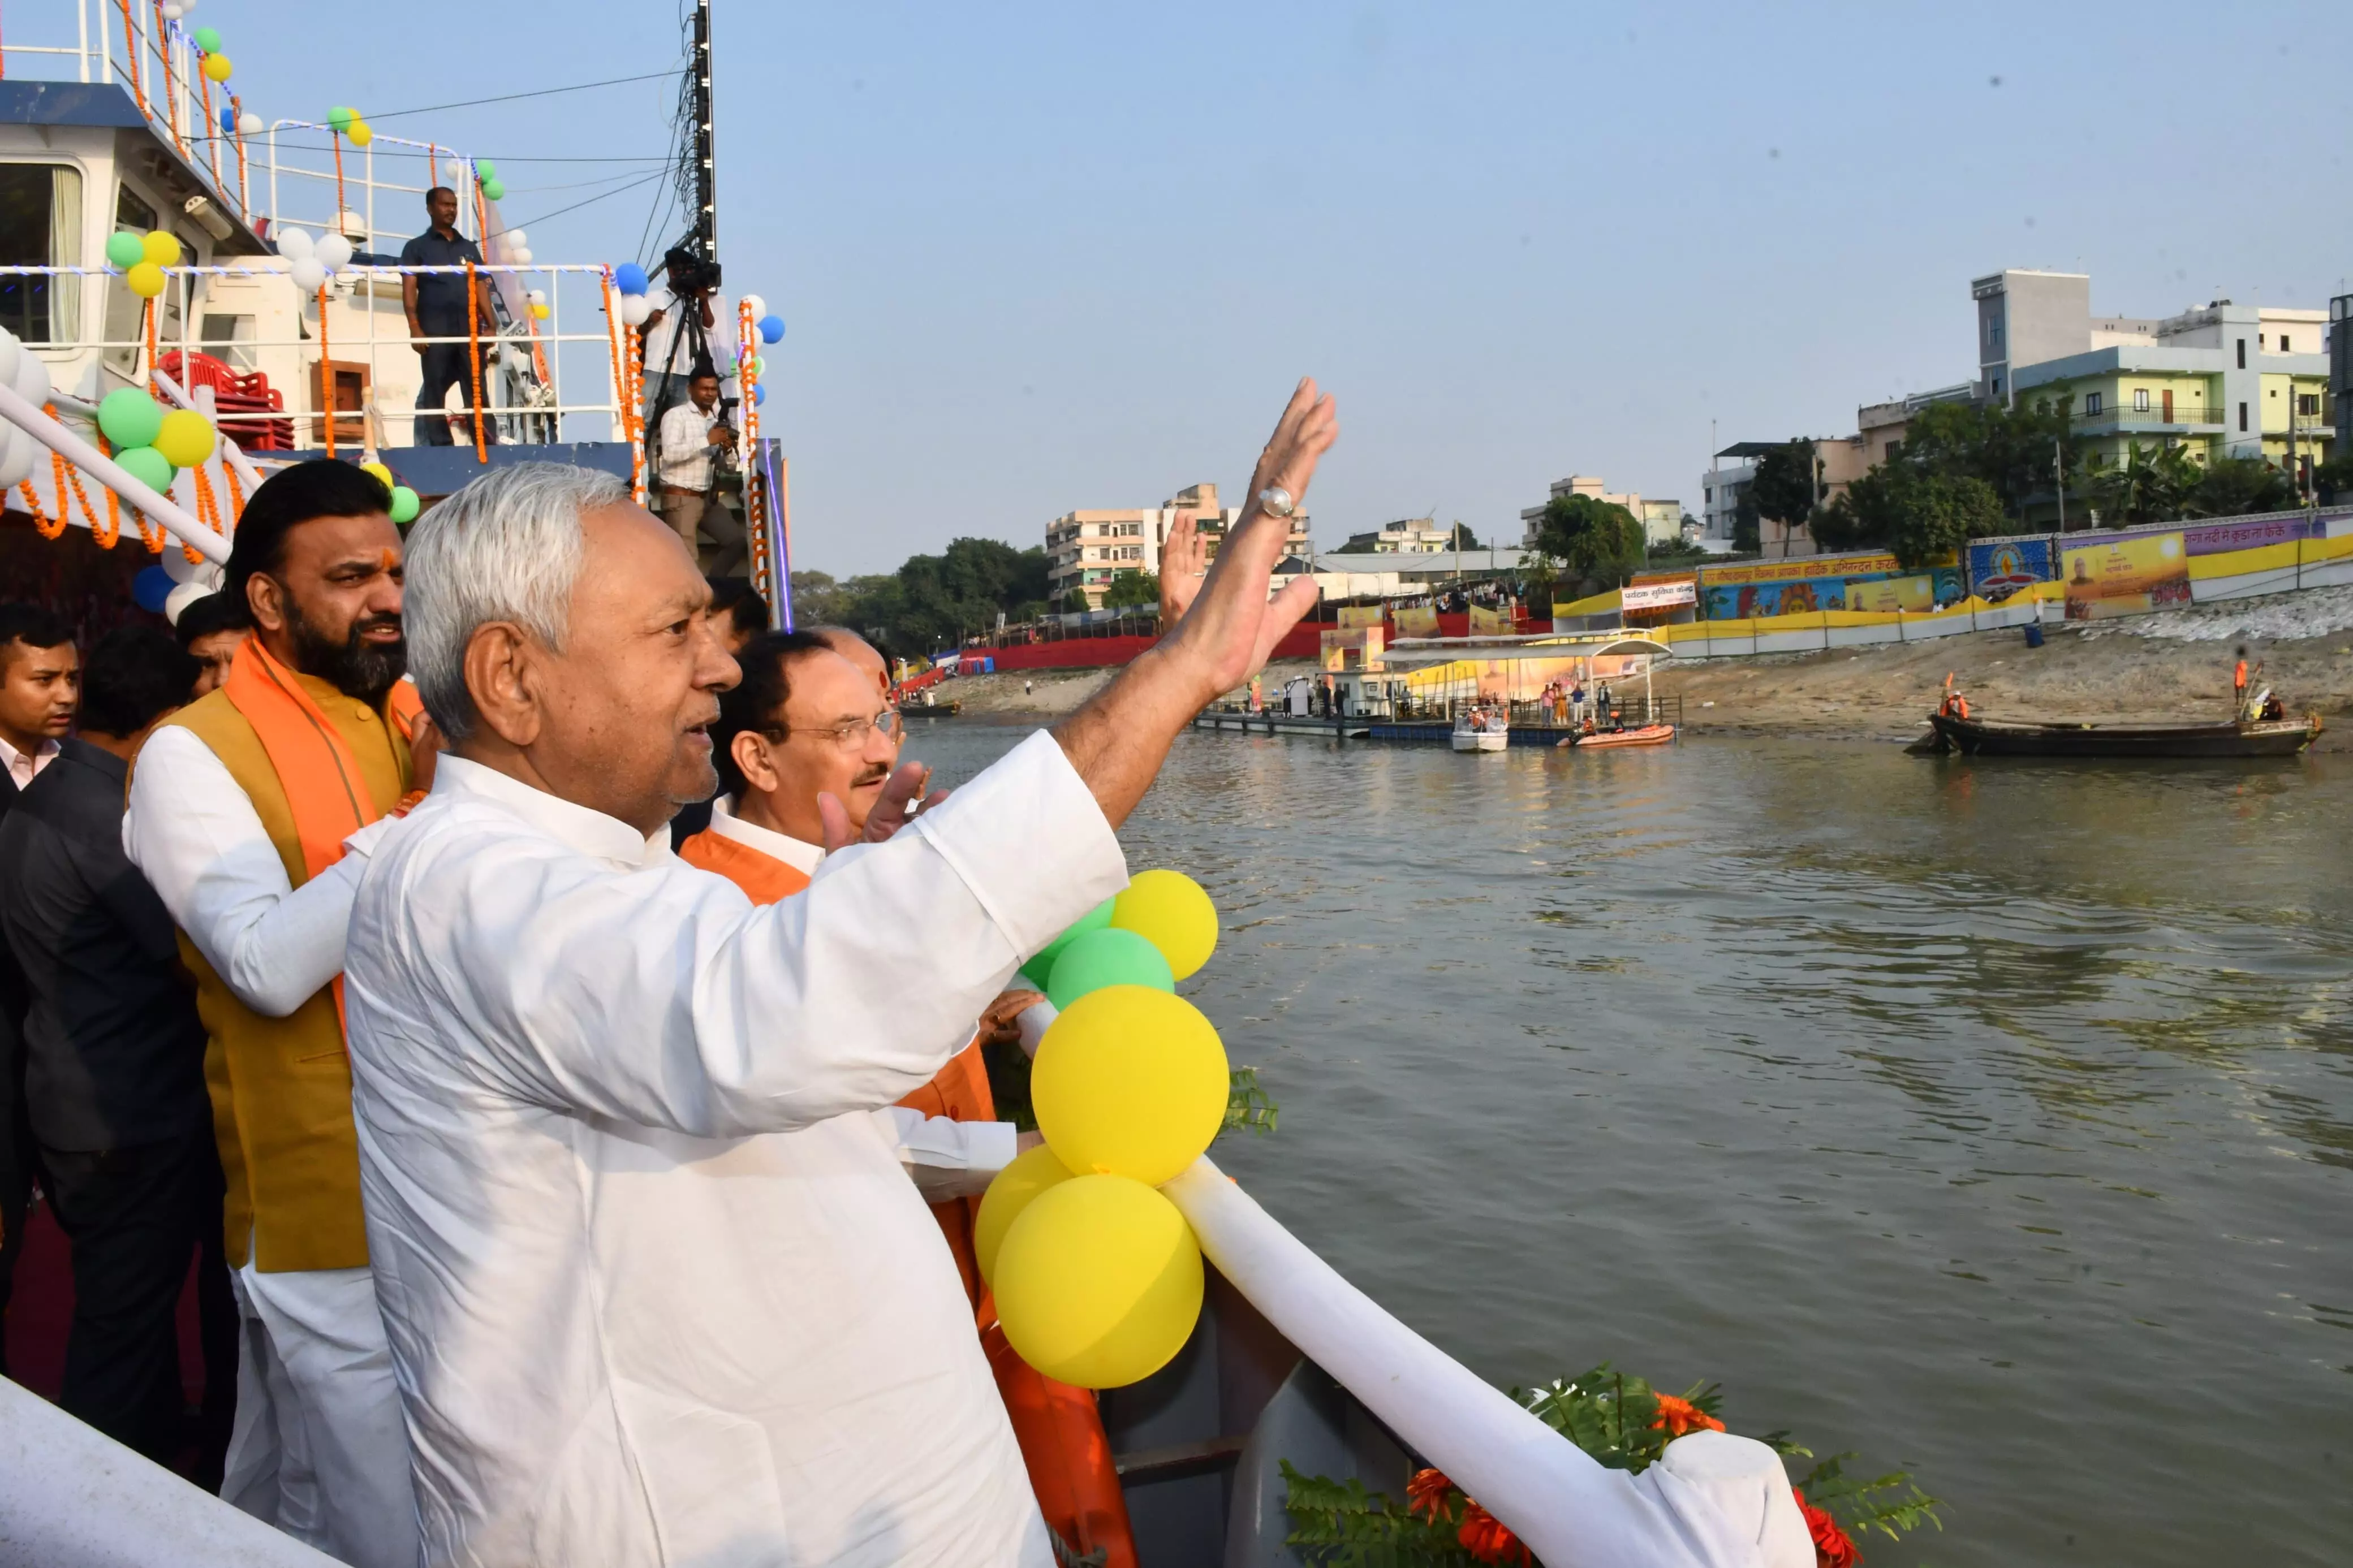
[443,158,467,183]
[314,234,354,273]
[525,288,547,306]
[741,293,766,320]
[11,345,51,409]
[237,111,263,137]
[0,326,20,392]
[161,1,183,18]
[179,0,197,10]
[163,580,212,622]
[619,293,653,327]
[289,256,326,292]
[505,228,528,248]
[0,427,36,491]
[511,247,532,265]
[275,226,313,260]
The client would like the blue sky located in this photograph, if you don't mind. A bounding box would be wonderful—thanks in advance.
[157,1,2353,572]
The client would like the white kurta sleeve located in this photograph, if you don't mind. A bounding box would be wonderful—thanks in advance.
[372,731,1126,1138]
[872,1108,1020,1201]
[123,725,389,1018]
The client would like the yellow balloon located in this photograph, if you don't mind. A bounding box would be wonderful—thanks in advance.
[141,230,182,268]
[1111,869,1219,980]
[993,1174,1203,1389]
[347,119,374,148]
[360,461,394,487]
[124,261,168,299]
[152,409,216,468]
[973,1142,1075,1286]
[1033,986,1227,1186]
[202,54,233,84]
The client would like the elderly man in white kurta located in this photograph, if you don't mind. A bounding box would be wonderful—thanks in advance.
[339,385,1336,1566]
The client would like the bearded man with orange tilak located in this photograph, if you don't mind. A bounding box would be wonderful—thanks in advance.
[123,460,436,1568]
[338,381,1334,1566]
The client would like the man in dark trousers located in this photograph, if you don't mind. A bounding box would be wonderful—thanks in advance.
[398,186,501,447]
[0,625,225,1467]
[0,601,80,1377]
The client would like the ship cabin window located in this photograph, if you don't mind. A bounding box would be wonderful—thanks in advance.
[105,183,167,378]
[0,163,85,344]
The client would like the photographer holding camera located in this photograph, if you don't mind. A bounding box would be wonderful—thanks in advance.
[654,368,745,573]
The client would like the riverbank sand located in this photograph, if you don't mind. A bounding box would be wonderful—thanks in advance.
[925,589,2353,749]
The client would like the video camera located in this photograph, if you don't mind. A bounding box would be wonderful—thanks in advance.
[661,245,723,300]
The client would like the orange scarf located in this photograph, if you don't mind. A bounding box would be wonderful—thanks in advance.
[222,639,422,1027]
[222,637,420,882]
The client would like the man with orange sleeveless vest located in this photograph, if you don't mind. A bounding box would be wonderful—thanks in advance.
[123,461,430,1568]
[679,629,1140,1567]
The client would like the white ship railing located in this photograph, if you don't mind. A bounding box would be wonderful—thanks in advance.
[1,262,635,447]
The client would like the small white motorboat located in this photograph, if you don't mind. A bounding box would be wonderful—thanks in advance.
[1451,705,1509,752]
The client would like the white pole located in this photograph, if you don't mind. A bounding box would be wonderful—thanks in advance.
[1165,1159,1807,1568]
[0,382,229,563]
[0,1376,342,1567]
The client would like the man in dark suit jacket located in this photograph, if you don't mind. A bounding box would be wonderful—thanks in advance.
[0,602,80,1379]
[0,625,211,1462]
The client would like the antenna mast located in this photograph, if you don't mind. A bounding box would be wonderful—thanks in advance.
[691,0,717,264]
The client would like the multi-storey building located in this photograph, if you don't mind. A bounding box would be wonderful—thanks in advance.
[1043,482,1309,609]
[2012,300,2334,490]
[1337,519,1456,553]
[1518,476,1684,547]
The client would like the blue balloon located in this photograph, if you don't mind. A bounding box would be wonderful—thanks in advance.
[752,383,765,406]
[757,314,785,344]
[219,106,236,134]
[613,262,649,297]
[133,565,175,614]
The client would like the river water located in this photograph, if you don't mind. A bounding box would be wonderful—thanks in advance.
[913,718,2352,1568]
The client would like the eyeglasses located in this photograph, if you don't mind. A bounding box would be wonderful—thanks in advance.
[762,709,904,748]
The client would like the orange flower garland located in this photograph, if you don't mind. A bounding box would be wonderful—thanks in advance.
[1796,1488,1859,1568]
[1651,1392,1727,1437]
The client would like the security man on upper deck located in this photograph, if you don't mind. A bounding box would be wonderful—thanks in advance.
[398,187,500,447]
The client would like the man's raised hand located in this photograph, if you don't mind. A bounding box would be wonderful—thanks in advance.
[1163,379,1337,698]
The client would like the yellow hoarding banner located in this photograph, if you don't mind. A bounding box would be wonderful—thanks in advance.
[1468,605,1509,636]
[1699,551,1901,589]
[1336,605,1384,629]
[2061,532,2190,620]
[1393,606,1439,638]
[1843,574,1933,614]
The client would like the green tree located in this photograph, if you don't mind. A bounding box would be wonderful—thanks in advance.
[1531,493,1646,591]
[1100,568,1159,610]
[1748,440,1820,539]
[1446,520,1481,550]
[1899,397,2073,519]
[2187,455,2296,518]
[1813,465,2004,568]
[2316,451,2353,503]
[1731,494,1761,553]
[2088,440,2199,525]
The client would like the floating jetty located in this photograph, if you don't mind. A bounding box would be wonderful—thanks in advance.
[1190,711,1681,748]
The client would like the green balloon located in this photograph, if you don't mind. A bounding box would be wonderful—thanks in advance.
[97,387,165,449]
[388,485,421,525]
[1045,927,1175,1011]
[193,25,222,53]
[1032,897,1114,978]
[104,231,145,270]
[326,106,354,132]
[113,445,175,495]
[474,158,497,181]
[480,176,506,203]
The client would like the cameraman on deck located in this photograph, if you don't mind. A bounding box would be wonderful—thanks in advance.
[656,368,743,572]
[399,187,499,447]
